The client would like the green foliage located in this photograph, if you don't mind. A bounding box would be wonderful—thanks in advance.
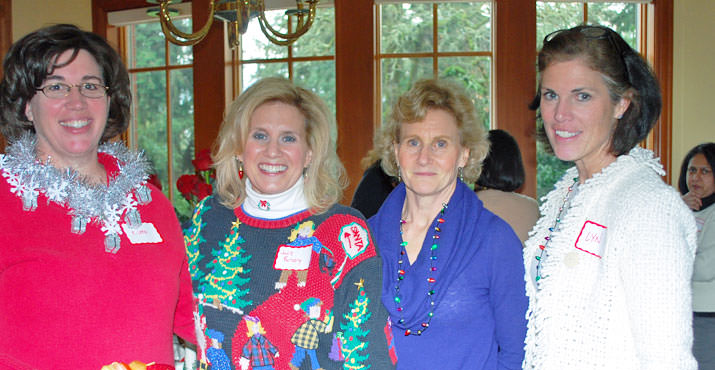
[378,3,492,127]
[127,20,195,221]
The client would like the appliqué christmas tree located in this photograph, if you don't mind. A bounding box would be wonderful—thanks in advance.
[201,219,252,312]
[185,198,210,283]
[339,278,372,369]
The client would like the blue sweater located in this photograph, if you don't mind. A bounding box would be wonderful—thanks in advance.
[368,181,527,369]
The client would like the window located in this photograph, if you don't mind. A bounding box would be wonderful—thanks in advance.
[535,2,643,200]
[118,14,195,219]
[377,2,492,128]
[232,6,336,114]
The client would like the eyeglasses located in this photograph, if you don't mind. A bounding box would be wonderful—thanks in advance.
[36,82,109,99]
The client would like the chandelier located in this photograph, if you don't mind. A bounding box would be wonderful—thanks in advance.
[153,0,319,49]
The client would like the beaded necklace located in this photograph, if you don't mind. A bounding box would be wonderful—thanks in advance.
[535,177,578,282]
[393,203,447,336]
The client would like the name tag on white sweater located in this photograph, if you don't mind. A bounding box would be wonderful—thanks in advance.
[575,220,607,258]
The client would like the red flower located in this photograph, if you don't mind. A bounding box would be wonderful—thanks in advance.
[147,173,163,191]
[177,174,200,198]
[196,182,213,200]
[192,149,213,172]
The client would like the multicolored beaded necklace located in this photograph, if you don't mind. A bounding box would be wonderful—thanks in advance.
[393,203,447,336]
[535,177,579,282]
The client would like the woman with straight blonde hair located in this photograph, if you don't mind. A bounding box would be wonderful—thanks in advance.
[185,77,394,370]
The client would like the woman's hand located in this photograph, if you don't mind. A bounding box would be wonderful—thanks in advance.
[682,192,702,211]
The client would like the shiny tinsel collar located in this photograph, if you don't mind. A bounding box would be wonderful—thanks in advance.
[0,133,153,253]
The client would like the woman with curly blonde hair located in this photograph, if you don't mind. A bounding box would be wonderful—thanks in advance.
[368,78,527,369]
[185,77,394,370]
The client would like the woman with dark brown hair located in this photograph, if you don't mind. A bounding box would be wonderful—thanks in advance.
[0,24,194,368]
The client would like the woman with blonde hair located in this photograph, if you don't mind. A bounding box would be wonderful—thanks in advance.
[368,78,527,369]
[185,77,393,370]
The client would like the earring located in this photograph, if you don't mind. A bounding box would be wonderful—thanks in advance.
[458,167,464,182]
[236,157,244,180]
[397,166,402,183]
[302,166,309,178]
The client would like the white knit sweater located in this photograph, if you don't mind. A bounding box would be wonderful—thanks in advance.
[523,147,697,370]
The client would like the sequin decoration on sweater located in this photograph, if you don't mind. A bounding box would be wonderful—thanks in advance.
[184,195,394,370]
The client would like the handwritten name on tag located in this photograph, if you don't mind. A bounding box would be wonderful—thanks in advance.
[696,216,705,234]
[273,244,312,271]
[574,220,607,258]
[122,222,163,244]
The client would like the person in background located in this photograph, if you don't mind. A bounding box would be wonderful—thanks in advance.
[678,142,715,370]
[368,78,527,369]
[0,24,195,368]
[475,129,540,243]
[351,149,398,219]
[184,77,393,370]
[523,25,697,369]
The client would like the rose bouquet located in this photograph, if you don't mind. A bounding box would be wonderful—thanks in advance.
[176,148,214,208]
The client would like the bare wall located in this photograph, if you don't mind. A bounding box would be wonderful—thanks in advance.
[11,0,91,41]
[672,0,715,184]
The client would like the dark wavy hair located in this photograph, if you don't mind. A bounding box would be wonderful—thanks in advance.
[476,129,525,192]
[0,24,131,141]
[529,25,661,156]
[677,142,715,195]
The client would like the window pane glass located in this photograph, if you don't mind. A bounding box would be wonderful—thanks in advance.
[293,7,335,57]
[381,57,432,122]
[438,2,491,52]
[240,10,288,60]
[134,70,168,189]
[241,62,289,91]
[588,3,638,48]
[128,22,166,68]
[438,56,491,129]
[536,2,583,46]
[170,68,194,219]
[293,60,336,116]
[168,18,193,65]
[380,3,433,54]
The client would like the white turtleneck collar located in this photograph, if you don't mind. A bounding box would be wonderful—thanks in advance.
[242,177,309,219]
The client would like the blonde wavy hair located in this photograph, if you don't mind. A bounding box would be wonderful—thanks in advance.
[213,77,346,213]
[374,78,489,183]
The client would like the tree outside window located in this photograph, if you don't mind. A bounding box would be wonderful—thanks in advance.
[124,19,196,219]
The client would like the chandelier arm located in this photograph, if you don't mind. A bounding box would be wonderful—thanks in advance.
[257,20,297,46]
[159,18,208,46]
[256,8,316,44]
[159,0,216,44]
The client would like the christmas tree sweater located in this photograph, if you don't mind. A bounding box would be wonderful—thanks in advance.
[185,195,394,370]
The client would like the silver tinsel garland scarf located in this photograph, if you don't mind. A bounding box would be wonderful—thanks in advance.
[0,133,153,254]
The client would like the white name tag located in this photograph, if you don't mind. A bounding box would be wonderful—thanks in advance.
[274,244,312,271]
[122,222,163,244]
[574,220,607,258]
[696,216,705,234]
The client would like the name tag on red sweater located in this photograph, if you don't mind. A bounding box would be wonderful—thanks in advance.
[574,220,607,258]
[274,244,312,271]
[122,222,163,244]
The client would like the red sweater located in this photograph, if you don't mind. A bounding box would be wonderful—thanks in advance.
[0,153,195,369]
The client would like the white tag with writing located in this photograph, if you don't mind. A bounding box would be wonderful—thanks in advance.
[122,222,163,244]
[274,244,312,271]
[574,220,607,258]
[696,216,705,234]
